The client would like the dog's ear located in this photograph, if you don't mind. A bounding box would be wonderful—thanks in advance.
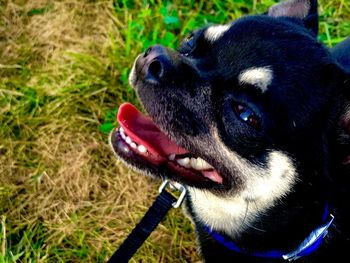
[268,0,318,36]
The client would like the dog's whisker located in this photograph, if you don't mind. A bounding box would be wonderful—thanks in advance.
[250,200,267,233]
[238,200,250,231]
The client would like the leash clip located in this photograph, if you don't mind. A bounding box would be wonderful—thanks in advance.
[159,180,187,208]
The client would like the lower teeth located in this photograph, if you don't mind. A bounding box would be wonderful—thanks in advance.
[118,128,213,171]
[119,128,148,154]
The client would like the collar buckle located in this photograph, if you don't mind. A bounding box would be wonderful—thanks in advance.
[282,214,335,261]
[159,180,187,208]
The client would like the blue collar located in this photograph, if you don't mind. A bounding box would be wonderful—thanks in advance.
[204,205,334,261]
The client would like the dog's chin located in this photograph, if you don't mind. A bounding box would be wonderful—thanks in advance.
[109,103,225,190]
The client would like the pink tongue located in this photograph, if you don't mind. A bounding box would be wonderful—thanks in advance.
[202,170,223,184]
[117,103,188,157]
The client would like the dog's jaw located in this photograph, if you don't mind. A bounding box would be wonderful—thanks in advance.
[189,142,297,238]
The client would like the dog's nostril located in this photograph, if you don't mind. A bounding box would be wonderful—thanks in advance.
[144,47,152,57]
[148,60,163,80]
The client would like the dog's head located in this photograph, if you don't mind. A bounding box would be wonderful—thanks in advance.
[110,0,348,235]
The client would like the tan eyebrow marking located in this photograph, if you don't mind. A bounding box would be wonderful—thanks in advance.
[238,67,273,92]
[204,24,231,43]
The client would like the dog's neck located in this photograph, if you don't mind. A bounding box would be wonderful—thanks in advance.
[188,180,329,252]
[203,206,334,261]
[186,144,337,253]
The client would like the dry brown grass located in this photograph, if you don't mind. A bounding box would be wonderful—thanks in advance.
[0,0,198,262]
[1,0,113,65]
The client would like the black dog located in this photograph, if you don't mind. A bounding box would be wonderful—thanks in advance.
[110,0,350,261]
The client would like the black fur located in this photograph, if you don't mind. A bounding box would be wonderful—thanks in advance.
[111,0,350,261]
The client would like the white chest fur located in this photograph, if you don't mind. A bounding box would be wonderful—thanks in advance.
[188,151,297,238]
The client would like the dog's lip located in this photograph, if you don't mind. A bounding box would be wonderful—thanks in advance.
[113,103,224,185]
[110,129,222,187]
[117,102,189,157]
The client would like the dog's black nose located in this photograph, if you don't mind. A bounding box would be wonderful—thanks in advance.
[142,45,171,83]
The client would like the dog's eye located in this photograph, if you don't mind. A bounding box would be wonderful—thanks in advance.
[186,34,195,49]
[234,103,260,128]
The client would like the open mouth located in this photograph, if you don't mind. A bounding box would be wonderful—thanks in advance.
[110,103,223,186]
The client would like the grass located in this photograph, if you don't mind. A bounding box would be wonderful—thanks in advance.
[0,0,349,262]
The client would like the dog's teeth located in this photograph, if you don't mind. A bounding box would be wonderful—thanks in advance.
[168,154,176,161]
[120,130,126,140]
[190,157,213,171]
[120,127,126,138]
[125,136,132,144]
[177,157,191,168]
[138,145,147,153]
[130,142,137,149]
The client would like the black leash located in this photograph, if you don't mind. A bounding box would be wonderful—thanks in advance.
[107,180,187,263]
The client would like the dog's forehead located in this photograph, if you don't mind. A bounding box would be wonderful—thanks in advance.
[195,26,270,93]
[194,16,325,94]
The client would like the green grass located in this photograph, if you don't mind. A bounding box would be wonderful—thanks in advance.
[1,0,350,262]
